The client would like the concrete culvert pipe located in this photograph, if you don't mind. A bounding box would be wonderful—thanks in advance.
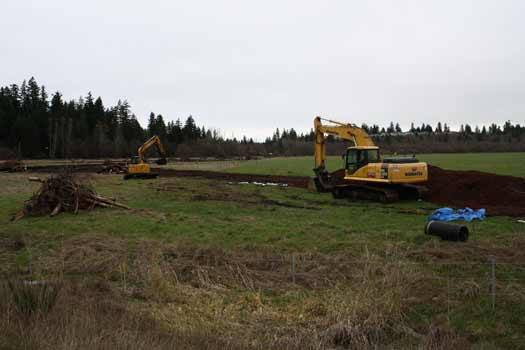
[424,221,469,242]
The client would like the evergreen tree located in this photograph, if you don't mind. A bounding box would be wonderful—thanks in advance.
[436,122,443,133]
[395,123,402,133]
[155,114,167,139]
[183,115,197,141]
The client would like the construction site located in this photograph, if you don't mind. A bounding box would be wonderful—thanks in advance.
[3,1,525,347]
[1,119,525,349]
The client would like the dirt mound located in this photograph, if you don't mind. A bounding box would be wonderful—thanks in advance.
[426,165,525,217]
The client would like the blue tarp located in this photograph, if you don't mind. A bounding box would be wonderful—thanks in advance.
[428,207,486,222]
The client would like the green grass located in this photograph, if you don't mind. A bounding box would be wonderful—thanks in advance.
[419,152,525,176]
[1,170,525,348]
[224,152,525,177]
[0,173,521,254]
[224,156,344,177]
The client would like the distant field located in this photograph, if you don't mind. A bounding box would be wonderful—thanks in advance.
[418,152,525,177]
[18,152,525,177]
[225,152,525,177]
[224,156,342,177]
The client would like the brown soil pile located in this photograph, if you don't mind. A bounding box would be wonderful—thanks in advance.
[426,165,525,217]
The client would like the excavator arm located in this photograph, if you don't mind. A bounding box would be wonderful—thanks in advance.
[314,116,375,171]
[137,135,168,165]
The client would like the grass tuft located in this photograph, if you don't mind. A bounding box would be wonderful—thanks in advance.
[6,279,62,316]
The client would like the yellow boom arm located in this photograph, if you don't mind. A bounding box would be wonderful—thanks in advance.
[314,116,375,170]
[137,135,167,164]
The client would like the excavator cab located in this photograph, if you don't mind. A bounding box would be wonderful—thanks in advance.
[131,155,167,165]
[345,147,380,174]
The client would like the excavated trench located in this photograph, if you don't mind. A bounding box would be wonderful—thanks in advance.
[26,162,525,217]
[156,168,310,188]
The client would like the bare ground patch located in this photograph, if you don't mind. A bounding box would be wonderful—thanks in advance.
[152,181,320,210]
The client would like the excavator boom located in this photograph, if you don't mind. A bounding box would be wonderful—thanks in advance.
[137,135,167,164]
[314,116,375,171]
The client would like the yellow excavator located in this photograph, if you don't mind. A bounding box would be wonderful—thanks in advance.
[124,135,168,180]
[311,116,428,202]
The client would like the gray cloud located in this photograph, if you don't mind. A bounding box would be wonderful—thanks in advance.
[2,0,524,139]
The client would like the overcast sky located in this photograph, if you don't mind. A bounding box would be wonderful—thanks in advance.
[2,0,524,139]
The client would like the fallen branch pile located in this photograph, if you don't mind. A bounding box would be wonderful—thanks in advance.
[12,173,129,221]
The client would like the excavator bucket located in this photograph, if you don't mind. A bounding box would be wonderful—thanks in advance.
[156,158,168,165]
[310,168,335,192]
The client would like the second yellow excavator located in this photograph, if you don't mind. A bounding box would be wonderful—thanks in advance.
[124,135,168,180]
[311,116,428,202]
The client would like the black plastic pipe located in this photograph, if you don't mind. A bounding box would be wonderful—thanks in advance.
[424,221,469,242]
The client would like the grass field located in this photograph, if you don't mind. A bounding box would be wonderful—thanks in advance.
[224,152,525,177]
[1,153,525,348]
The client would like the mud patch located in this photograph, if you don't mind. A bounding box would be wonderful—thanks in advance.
[154,182,320,210]
[156,168,310,188]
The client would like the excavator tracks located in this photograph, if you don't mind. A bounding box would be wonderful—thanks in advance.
[331,183,426,203]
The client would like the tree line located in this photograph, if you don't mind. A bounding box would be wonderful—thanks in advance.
[1,78,524,159]
[0,78,212,158]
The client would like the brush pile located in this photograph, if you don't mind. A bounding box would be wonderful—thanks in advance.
[12,173,129,221]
